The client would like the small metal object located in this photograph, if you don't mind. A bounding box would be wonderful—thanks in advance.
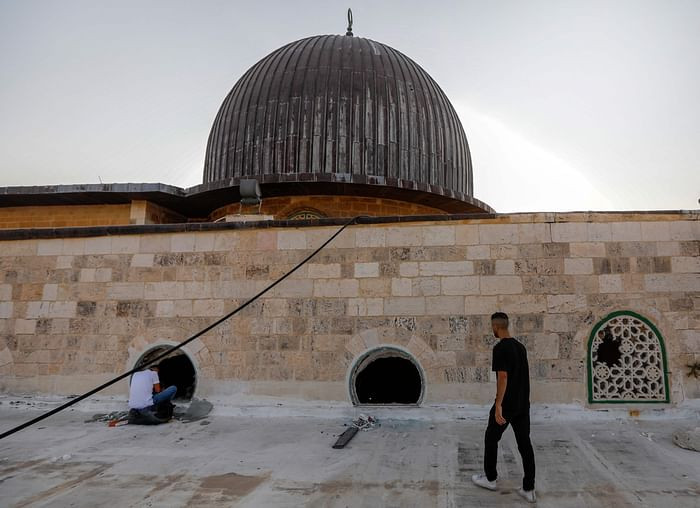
[346,8,353,36]
[239,178,262,213]
[240,179,262,205]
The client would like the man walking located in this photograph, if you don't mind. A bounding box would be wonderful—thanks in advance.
[472,312,536,503]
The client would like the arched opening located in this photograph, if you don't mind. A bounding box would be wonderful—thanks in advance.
[135,346,197,401]
[350,347,424,405]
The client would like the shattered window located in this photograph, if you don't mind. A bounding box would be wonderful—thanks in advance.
[589,312,669,403]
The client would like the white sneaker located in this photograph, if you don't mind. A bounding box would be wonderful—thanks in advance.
[517,488,536,503]
[471,473,497,491]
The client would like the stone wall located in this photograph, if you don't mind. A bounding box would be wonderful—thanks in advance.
[0,204,132,228]
[0,212,698,406]
[210,195,446,221]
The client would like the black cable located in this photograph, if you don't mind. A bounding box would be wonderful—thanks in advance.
[0,216,361,441]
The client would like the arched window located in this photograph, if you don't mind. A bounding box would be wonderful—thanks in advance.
[588,311,669,404]
[287,209,325,220]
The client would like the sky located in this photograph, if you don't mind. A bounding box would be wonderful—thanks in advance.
[1,0,698,213]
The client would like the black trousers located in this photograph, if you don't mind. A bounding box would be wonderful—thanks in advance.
[484,405,536,491]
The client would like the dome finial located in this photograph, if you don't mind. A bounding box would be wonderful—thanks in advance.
[346,8,353,36]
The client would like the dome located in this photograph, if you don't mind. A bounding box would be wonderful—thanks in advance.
[203,34,491,213]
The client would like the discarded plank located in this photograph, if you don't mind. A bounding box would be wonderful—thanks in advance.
[332,426,359,449]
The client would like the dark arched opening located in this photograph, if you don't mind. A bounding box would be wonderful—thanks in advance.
[135,347,196,401]
[351,348,424,405]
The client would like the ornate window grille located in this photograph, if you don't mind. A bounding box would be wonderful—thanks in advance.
[588,311,669,403]
[287,209,325,220]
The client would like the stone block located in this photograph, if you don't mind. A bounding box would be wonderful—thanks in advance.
[645,274,700,292]
[84,236,112,255]
[419,261,473,276]
[543,314,573,333]
[466,245,490,259]
[672,256,700,273]
[308,228,355,249]
[171,234,196,252]
[611,222,642,241]
[130,253,154,267]
[599,274,623,293]
[27,301,50,319]
[464,295,498,314]
[551,222,588,242]
[668,221,697,241]
[564,258,594,275]
[143,281,182,300]
[426,296,464,315]
[495,260,515,275]
[0,240,36,256]
[384,297,426,316]
[399,262,419,277]
[355,228,386,247]
[212,232,239,252]
[155,300,175,317]
[533,333,560,360]
[37,240,63,256]
[641,222,672,241]
[442,276,479,295]
[173,300,193,317]
[111,236,139,254]
[182,281,213,299]
[587,223,612,242]
[490,245,519,259]
[277,229,304,250]
[42,284,58,301]
[313,279,359,298]
[455,225,479,245]
[359,278,390,297]
[391,278,412,296]
[14,319,36,334]
[193,299,225,317]
[570,242,606,258]
[95,268,113,282]
[656,242,681,257]
[347,298,383,316]
[308,263,341,279]
[107,282,144,300]
[386,226,423,246]
[256,231,278,250]
[194,233,216,252]
[423,226,455,246]
[49,301,77,318]
[680,330,700,353]
[436,335,466,351]
[354,262,379,278]
[411,277,441,296]
[0,284,11,300]
[61,238,85,255]
[479,224,518,244]
[480,276,523,295]
[496,295,547,314]
[271,279,314,298]
[55,256,73,269]
[79,268,96,282]
[518,223,551,243]
[546,294,587,313]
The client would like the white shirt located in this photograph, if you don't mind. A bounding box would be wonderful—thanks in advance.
[128,370,160,409]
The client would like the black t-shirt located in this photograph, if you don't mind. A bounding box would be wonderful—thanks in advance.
[492,337,530,417]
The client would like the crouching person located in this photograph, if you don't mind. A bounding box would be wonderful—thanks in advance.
[128,364,177,425]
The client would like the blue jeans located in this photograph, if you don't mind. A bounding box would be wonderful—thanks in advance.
[153,385,177,405]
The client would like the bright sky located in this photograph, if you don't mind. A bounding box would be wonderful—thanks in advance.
[1,0,698,212]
